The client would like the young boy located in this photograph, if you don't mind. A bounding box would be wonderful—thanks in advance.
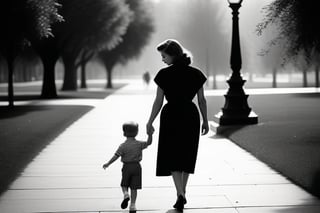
[102,121,153,213]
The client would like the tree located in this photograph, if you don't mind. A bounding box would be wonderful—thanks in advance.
[0,0,61,106]
[34,0,132,96]
[258,29,285,88]
[257,0,320,87]
[58,0,132,91]
[98,0,154,88]
[34,35,61,98]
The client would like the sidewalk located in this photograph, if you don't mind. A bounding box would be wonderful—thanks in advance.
[0,82,320,212]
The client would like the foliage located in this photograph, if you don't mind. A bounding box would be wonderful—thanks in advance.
[58,0,132,58]
[257,0,320,66]
[24,0,63,40]
[0,0,62,56]
[99,0,154,65]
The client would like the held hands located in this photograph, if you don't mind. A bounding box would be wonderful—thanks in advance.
[201,121,209,135]
[146,122,155,135]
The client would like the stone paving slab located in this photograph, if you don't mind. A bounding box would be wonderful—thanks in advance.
[237,206,320,213]
[1,82,320,212]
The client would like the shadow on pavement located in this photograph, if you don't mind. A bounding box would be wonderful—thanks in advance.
[0,104,93,196]
[311,169,320,198]
[292,93,320,98]
[0,105,51,119]
[165,209,181,213]
[215,125,247,137]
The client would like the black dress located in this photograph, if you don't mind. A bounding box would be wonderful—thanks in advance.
[154,63,207,176]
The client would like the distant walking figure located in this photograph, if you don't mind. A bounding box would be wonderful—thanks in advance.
[102,121,153,213]
[146,39,209,212]
[143,71,151,86]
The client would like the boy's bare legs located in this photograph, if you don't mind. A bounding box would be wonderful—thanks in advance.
[122,186,130,199]
[121,187,130,209]
[130,189,137,211]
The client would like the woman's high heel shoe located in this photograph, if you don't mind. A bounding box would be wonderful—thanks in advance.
[173,195,185,212]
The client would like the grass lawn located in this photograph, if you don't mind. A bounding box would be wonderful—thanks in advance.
[207,93,320,198]
[0,82,126,196]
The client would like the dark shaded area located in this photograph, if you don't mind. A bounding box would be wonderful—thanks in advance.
[0,105,92,195]
[0,82,126,196]
[311,169,320,197]
[207,93,320,198]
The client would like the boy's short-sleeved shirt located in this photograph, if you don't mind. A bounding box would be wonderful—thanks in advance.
[115,139,149,163]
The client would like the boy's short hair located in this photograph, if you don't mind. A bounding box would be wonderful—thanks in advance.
[123,121,138,137]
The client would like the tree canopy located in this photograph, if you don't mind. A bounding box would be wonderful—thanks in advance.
[99,0,154,88]
[58,0,132,58]
[257,0,320,66]
[0,0,62,58]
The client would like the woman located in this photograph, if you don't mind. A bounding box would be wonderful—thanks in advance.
[146,39,209,212]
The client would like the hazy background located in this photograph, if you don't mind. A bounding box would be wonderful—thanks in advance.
[113,0,274,81]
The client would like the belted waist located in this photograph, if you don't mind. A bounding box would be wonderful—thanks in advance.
[167,100,193,105]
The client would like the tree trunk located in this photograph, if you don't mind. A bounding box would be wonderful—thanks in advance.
[7,56,14,107]
[62,56,78,91]
[303,69,308,87]
[41,55,58,98]
[106,68,113,89]
[33,38,60,97]
[272,68,277,88]
[80,60,87,89]
[103,60,115,89]
[315,65,319,88]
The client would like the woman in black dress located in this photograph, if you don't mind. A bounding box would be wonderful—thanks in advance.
[146,39,209,212]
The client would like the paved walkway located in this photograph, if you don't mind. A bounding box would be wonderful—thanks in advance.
[1,82,320,212]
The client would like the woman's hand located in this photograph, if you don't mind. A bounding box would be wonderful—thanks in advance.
[146,122,155,135]
[201,121,209,135]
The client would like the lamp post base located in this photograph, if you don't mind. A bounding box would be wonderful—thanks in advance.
[216,75,258,126]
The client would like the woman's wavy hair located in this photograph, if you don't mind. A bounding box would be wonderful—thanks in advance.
[157,39,192,65]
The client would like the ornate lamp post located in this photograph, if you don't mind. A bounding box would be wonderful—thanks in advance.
[216,0,258,125]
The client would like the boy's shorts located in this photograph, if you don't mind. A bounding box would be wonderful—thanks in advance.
[121,162,142,189]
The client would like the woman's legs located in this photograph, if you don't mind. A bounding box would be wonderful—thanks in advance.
[172,171,189,211]
[182,172,189,196]
[171,171,185,197]
[172,171,190,197]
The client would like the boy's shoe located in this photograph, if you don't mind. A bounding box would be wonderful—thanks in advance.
[121,194,130,209]
[129,203,137,213]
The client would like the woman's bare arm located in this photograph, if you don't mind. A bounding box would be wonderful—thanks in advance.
[147,86,164,134]
[197,87,209,135]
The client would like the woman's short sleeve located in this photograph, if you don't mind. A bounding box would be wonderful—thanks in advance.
[194,69,207,91]
[154,69,166,90]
